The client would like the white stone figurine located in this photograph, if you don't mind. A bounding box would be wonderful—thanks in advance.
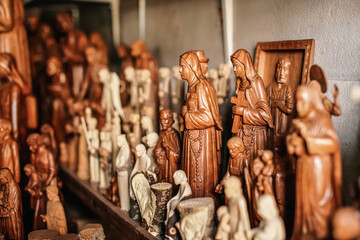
[130,144,152,198]
[209,68,220,90]
[159,67,171,110]
[124,66,138,110]
[215,206,231,240]
[246,194,285,240]
[111,112,122,167]
[224,176,251,240]
[176,206,208,240]
[171,66,184,106]
[88,118,100,183]
[115,134,131,211]
[99,127,112,190]
[145,132,159,172]
[99,68,113,123]
[129,113,141,149]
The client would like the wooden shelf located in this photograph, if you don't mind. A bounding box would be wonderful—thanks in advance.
[59,165,157,240]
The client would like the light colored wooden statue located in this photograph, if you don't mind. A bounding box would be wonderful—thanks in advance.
[115,134,131,211]
[40,186,67,235]
[99,68,113,123]
[171,66,185,113]
[84,107,93,125]
[215,206,231,240]
[130,144,152,198]
[218,63,231,104]
[99,127,112,190]
[77,122,89,180]
[111,111,121,169]
[246,194,285,240]
[224,176,250,240]
[129,113,141,149]
[87,117,100,183]
[159,67,171,110]
[176,206,208,240]
[109,71,125,119]
[141,116,154,137]
[145,132,159,172]
[209,68,220,91]
[124,66,138,110]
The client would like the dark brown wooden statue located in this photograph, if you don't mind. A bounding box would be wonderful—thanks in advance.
[0,0,32,90]
[286,79,342,239]
[117,44,133,107]
[0,168,24,240]
[0,119,20,183]
[230,49,274,164]
[179,50,223,200]
[154,108,181,188]
[90,32,108,66]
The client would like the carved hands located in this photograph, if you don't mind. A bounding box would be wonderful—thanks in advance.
[232,106,245,116]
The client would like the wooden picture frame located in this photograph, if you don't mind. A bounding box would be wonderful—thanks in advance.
[254,39,315,92]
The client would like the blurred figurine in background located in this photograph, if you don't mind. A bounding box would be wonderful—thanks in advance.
[286,79,342,239]
[217,63,231,104]
[117,44,132,107]
[159,67,171,110]
[0,168,24,240]
[0,118,20,183]
[90,32,108,66]
[99,127,112,190]
[154,109,181,188]
[41,186,67,235]
[332,207,360,240]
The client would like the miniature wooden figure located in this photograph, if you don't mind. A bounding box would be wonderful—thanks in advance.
[77,118,89,181]
[216,137,251,202]
[0,0,32,90]
[165,170,192,240]
[230,49,273,164]
[124,66,139,110]
[215,206,231,240]
[40,186,67,235]
[154,108,181,188]
[129,113,141,149]
[24,164,43,199]
[40,124,57,157]
[224,176,251,240]
[0,168,24,240]
[99,127,112,190]
[90,32,108,66]
[0,119,20,183]
[179,50,223,200]
[106,172,120,207]
[246,194,285,240]
[286,80,342,239]
[117,44,133,107]
[159,67,171,110]
[115,134,131,211]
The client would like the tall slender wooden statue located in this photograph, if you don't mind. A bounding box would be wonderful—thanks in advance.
[286,79,342,239]
[0,168,23,240]
[0,119,20,183]
[0,0,32,90]
[179,50,223,200]
[230,49,273,164]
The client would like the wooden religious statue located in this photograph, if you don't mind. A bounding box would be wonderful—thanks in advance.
[0,168,23,240]
[230,49,273,164]
[89,32,108,66]
[41,186,67,235]
[286,79,342,239]
[0,0,32,90]
[116,44,133,107]
[215,137,251,200]
[179,50,222,200]
[154,109,181,188]
[46,56,72,165]
[0,119,20,183]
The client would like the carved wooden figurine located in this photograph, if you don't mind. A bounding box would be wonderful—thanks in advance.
[224,176,251,240]
[165,170,192,240]
[179,50,223,200]
[154,108,181,188]
[286,79,342,239]
[218,63,231,104]
[171,66,185,115]
[90,32,108,66]
[0,168,23,240]
[40,186,67,235]
[24,164,43,200]
[115,134,131,211]
[215,206,231,240]
[0,119,20,183]
[230,49,273,164]
[117,44,132,107]
[0,0,32,90]
[246,194,285,240]
[216,137,251,202]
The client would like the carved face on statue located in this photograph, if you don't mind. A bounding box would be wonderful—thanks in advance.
[296,87,311,118]
[179,60,192,81]
[275,58,291,84]
[130,40,146,58]
[159,108,174,130]
[173,170,187,185]
[0,119,12,140]
[27,134,43,153]
[227,137,245,158]
[56,12,74,33]
[135,144,146,157]
[232,61,246,82]
[46,57,61,77]
[85,47,97,65]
